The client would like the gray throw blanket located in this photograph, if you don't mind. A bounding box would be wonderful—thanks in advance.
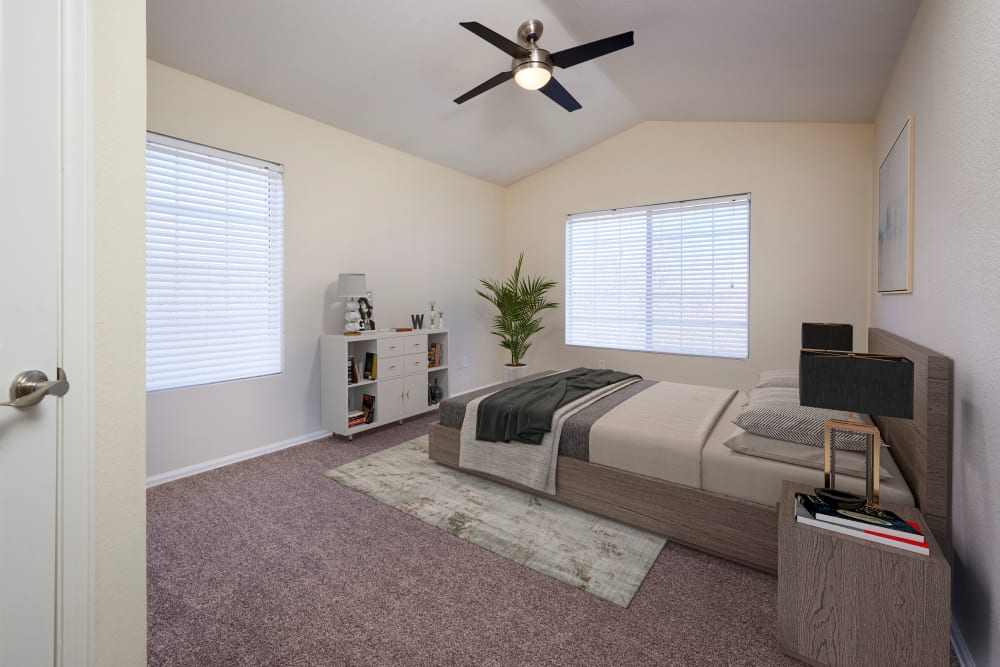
[460,376,642,494]
[475,368,642,444]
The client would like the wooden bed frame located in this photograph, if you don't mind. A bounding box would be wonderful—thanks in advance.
[428,328,953,574]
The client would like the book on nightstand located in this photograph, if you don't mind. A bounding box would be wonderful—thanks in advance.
[796,492,924,542]
[794,496,928,555]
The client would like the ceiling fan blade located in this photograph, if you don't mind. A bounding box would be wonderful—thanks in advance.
[460,21,530,59]
[539,77,582,112]
[454,71,514,105]
[550,31,634,69]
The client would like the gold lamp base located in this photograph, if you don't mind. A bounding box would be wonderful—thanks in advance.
[823,417,881,506]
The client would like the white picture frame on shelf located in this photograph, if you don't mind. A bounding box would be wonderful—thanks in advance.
[877,114,914,294]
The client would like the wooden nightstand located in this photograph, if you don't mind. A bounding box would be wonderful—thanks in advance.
[777,481,951,666]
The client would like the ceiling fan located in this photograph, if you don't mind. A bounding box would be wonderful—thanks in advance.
[454,19,635,112]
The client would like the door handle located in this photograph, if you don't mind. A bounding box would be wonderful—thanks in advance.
[1,368,69,408]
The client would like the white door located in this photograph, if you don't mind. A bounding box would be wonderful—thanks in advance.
[378,378,404,423]
[0,0,65,664]
[403,372,429,417]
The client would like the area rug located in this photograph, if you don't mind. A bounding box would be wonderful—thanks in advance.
[325,435,665,607]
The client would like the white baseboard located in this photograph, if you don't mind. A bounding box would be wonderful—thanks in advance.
[146,430,331,488]
[951,614,976,667]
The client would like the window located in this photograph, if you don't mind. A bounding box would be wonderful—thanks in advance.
[565,194,749,359]
[145,133,285,391]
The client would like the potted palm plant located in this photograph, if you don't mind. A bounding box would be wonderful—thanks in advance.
[476,253,559,380]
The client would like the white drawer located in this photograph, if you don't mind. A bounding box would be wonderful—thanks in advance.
[378,357,403,380]
[404,335,428,356]
[403,355,427,375]
[377,337,404,359]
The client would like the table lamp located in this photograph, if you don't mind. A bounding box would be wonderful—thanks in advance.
[338,273,366,334]
[801,322,853,351]
[799,350,914,505]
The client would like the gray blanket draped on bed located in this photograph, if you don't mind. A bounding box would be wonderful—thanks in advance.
[460,375,642,494]
[475,368,642,444]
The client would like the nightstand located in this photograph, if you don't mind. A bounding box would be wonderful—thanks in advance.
[777,481,951,666]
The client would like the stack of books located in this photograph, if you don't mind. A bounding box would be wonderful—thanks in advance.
[794,492,929,555]
[427,343,444,368]
[347,409,365,428]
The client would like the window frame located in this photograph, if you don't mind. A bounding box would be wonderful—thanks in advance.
[564,193,750,360]
[144,132,286,392]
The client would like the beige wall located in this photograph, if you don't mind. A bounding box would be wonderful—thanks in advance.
[146,61,506,478]
[874,1,1000,663]
[94,0,147,664]
[505,121,874,389]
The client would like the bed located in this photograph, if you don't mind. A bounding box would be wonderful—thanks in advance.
[428,328,952,573]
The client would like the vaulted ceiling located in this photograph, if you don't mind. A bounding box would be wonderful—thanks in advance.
[147,0,919,185]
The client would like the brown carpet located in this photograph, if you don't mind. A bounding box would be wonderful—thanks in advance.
[148,413,799,666]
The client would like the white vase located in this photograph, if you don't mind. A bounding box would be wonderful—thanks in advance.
[503,364,529,383]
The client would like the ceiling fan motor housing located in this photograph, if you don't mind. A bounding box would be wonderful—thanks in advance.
[512,49,553,76]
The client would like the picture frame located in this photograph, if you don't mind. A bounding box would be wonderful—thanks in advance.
[877,114,914,294]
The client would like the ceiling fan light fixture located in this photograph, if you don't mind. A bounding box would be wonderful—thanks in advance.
[513,61,551,90]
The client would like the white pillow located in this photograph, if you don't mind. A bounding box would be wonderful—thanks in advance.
[754,369,798,389]
[723,428,893,480]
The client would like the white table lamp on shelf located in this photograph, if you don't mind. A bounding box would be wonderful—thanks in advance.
[338,273,366,334]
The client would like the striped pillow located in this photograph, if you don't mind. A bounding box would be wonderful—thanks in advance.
[734,392,881,451]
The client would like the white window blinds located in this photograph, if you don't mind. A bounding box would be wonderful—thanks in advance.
[565,194,749,359]
[145,133,285,391]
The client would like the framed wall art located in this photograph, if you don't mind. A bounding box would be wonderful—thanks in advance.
[877,114,914,294]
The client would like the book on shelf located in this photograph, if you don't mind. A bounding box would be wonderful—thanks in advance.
[362,394,375,424]
[363,352,378,380]
[427,343,443,368]
[793,500,929,555]
[795,492,924,543]
[347,356,360,384]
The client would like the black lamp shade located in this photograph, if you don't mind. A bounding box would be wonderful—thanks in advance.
[802,322,853,351]
[799,350,914,419]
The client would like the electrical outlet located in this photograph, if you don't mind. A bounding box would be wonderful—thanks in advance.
[598,359,605,369]
[461,355,469,368]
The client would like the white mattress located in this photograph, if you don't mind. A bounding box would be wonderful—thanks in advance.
[699,392,915,507]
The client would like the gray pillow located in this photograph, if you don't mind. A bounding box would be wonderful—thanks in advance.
[723,428,893,479]
[754,369,798,389]
[734,394,883,451]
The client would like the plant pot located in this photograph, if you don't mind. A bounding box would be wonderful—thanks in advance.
[503,363,529,383]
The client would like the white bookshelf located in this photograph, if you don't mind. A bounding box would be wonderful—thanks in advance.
[320,329,449,437]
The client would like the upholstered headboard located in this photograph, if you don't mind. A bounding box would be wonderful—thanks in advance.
[868,328,953,553]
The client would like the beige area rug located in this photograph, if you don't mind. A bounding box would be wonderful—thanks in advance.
[325,435,665,607]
